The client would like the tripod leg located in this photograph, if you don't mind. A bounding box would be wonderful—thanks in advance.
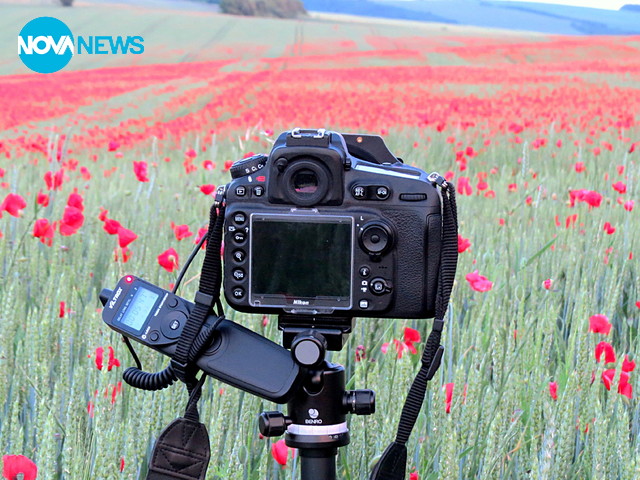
[300,448,337,480]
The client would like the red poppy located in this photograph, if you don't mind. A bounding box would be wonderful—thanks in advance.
[569,189,602,208]
[0,193,27,218]
[107,346,121,371]
[574,162,585,173]
[603,222,615,235]
[549,381,558,400]
[410,472,419,480]
[59,301,66,318]
[158,248,179,272]
[108,140,120,152]
[93,346,104,370]
[116,227,138,248]
[622,355,636,373]
[612,181,627,194]
[33,219,55,247]
[133,161,149,182]
[618,371,633,399]
[457,176,472,196]
[602,368,616,391]
[98,208,109,222]
[595,341,616,364]
[194,227,208,248]
[271,439,291,468]
[103,219,121,235]
[200,184,216,195]
[113,247,132,263]
[624,200,634,211]
[444,383,454,413]
[67,192,84,211]
[36,192,49,207]
[2,454,38,480]
[458,235,471,253]
[224,160,234,171]
[465,270,493,292]
[119,457,125,473]
[355,344,366,362]
[589,314,611,335]
[59,206,84,236]
[171,223,193,241]
[44,170,64,190]
[543,279,553,290]
[80,166,91,180]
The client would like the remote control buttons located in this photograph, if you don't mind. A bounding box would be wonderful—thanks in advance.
[161,311,187,339]
[359,222,394,256]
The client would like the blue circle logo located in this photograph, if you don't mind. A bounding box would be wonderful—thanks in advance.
[18,17,74,74]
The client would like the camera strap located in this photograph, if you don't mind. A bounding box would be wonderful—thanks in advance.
[370,174,458,480]
[145,189,227,480]
[171,189,226,384]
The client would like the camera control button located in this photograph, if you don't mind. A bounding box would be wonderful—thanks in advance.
[370,278,390,296]
[167,297,179,308]
[376,186,390,199]
[233,231,246,243]
[232,249,246,262]
[360,223,393,255]
[233,212,246,224]
[359,299,369,309]
[359,266,371,278]
[149,331,160,342]
[253,186,265,197]
[162,311,187,339]
[232,268,246,281]
[235,186,247,197]
[352,186,366,199]
[232,287,245,299]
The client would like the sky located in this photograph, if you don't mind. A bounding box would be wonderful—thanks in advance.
[499,0,637,9]
[395,0,639,10]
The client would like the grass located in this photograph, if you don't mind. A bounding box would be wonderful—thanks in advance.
[0,4,639,479]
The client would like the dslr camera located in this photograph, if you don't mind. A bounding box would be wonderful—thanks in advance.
[223,128,443,320]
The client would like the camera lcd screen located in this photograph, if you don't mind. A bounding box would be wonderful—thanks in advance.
[119,287,159,332]
[251,216,352,305]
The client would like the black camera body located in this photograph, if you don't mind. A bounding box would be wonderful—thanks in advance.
[223,128,443,319]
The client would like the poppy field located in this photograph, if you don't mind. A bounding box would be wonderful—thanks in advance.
[1,6,640,480]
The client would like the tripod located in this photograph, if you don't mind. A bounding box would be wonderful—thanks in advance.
[259,316,375,480]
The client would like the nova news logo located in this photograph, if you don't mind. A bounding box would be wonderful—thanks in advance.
[18,17,144,74]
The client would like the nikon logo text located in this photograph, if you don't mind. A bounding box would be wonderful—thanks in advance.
[108,287,122,310]
[18,17,144,74]
[293,299,310,305]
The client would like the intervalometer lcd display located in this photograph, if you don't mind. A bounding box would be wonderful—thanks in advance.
[120,287,159,332]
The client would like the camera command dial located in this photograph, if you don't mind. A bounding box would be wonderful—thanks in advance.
[230,154,268,179]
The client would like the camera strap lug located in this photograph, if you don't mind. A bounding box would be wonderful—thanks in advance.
[428,171,448,189]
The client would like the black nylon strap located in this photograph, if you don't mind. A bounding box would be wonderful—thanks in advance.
[171,195,226,384]
[370,177,458,480]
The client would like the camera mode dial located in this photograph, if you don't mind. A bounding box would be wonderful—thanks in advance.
[359,221,394,257]
[230,154,268,179]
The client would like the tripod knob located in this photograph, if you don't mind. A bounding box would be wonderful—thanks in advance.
[258,411,291,437]
[291,330,327,368]
[344,389,376,415]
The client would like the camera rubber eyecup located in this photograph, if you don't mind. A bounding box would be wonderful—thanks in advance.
[282,159,330,206]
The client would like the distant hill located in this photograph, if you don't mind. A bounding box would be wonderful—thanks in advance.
[303,0,640,35]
